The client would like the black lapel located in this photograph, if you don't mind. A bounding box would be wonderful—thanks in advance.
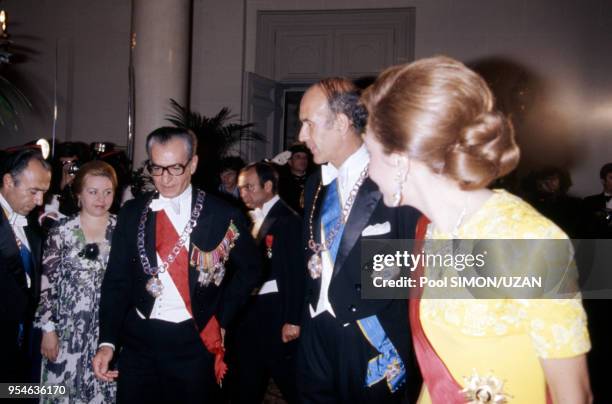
[256,199,282,245]
[145,209,157,275]
[332,178,381,278]
[189,189,213,295]
[0,211,27,288]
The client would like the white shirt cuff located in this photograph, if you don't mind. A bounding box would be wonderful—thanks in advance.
[41,321,56,333]
[98,343,115,351]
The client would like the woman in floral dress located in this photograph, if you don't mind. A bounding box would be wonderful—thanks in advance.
[35,161,118,403]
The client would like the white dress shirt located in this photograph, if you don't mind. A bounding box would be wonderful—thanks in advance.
[605,192,612,210]
[249,195,280,295]
[145,185,194,323]
[0,191,31,288]
[310,144,369,318]
[249,194,280,238]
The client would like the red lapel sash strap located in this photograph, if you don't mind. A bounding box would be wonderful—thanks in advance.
[409,215,552,404]
[155,210,227,384]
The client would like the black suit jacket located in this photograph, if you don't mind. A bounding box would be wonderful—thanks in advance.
[254,198,305,326]
[0,211,43,326]
[99,190,261,347]
[302,170,420,366]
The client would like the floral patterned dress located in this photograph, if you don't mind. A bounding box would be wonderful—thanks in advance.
[35,215,117,404]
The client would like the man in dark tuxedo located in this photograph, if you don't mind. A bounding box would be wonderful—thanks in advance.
[0,148,51,382]
[93,127,261,403]
[296,78,421,402]
[230,162,305,403]
[583,162,612,238]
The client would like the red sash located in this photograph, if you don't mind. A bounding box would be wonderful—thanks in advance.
[409,215,552,403]
[156,210,228,384]
[409,216,465,403]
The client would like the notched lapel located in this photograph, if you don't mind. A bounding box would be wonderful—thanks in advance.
[333,178,381,278]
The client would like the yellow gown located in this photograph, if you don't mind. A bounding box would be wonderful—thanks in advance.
[418,190,590,403]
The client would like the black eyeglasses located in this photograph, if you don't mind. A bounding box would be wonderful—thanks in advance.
[146,158,192,176]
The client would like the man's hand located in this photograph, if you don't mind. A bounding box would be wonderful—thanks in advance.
[220,328,226,348]
[92,346,119,382]
[41,331,59,362]
[281,323,300,343]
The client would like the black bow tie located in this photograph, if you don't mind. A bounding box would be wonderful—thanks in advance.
[605,195,611,202]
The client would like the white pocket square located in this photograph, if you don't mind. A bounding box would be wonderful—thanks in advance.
[361,222,391,237]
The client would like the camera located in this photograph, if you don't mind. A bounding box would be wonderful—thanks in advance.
[65,160,80,175]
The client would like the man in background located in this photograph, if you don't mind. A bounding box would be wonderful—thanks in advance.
[230,162,304,403]
[0,148,51,382]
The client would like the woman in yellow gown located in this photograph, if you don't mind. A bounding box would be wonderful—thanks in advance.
[362,56,591,403]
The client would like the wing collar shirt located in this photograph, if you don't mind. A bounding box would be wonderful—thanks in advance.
[146,185,193,323]
[310,144,369,318]
[249,194,280,238]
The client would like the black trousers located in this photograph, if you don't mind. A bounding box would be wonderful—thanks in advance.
[296,312,407,404]
[117,312,219,404]
[229,295,298,404]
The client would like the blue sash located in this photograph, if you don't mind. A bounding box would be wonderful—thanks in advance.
[357,315,406,393]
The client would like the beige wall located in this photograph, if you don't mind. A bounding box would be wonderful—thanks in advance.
[2,0,611,196]
[0,0,130,151]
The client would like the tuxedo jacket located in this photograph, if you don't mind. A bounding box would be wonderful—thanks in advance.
[584,193,608,212]
[302,170,420,365]
[99,190,261,348]
[0,211,43,326]
[253,198,305,327]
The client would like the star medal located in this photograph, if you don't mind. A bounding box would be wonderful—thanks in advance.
[146,277,164,298]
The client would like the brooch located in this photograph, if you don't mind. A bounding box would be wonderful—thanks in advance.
[265,234,273,259]
[461,370,510,404]
[190,221,240,286]
[78,243,100,260]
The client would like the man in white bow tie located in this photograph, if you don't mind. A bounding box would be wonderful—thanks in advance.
[0,148,51,383]
[297,78,421,402]
[93,127,261,403]
[229,162,304,403]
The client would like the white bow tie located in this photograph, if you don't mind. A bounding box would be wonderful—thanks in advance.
[249,208,265,224]
[10,212,28,228]
[150,196,181,215]
[321,163,339,186]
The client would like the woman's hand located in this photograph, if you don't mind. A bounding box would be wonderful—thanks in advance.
[541,354,592,404]
[41,331,60,362]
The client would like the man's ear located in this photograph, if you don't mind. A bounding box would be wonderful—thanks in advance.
[264,180,274,194]
[2,173,14,189]
[190,155,199,174]
[334,113,351,136]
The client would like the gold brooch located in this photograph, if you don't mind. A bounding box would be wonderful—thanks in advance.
[461,370,509,404]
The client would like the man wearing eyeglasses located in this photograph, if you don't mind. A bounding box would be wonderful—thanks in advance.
[93,127,261,403]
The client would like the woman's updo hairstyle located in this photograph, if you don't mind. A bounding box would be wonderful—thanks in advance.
[363,56,520,190]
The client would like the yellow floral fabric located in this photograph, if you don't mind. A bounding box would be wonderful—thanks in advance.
[418,190,590,403]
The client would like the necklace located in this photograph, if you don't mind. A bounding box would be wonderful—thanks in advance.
[307,165,369,279]
[137,190,205,297]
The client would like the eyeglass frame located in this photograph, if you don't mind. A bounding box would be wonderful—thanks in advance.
[146,158,193,177]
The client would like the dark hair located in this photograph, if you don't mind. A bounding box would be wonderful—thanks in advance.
[316,77,368,134]
[242,162,279,194]
[363,56,519,191]
[72,160,118,195]
[288,143,310,156]
[1,148,51,188]
[600,163,612,180]
[219,156,246,173]
[146,127,198,159]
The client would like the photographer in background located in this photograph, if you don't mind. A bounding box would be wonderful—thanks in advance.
[42,142,90,224]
